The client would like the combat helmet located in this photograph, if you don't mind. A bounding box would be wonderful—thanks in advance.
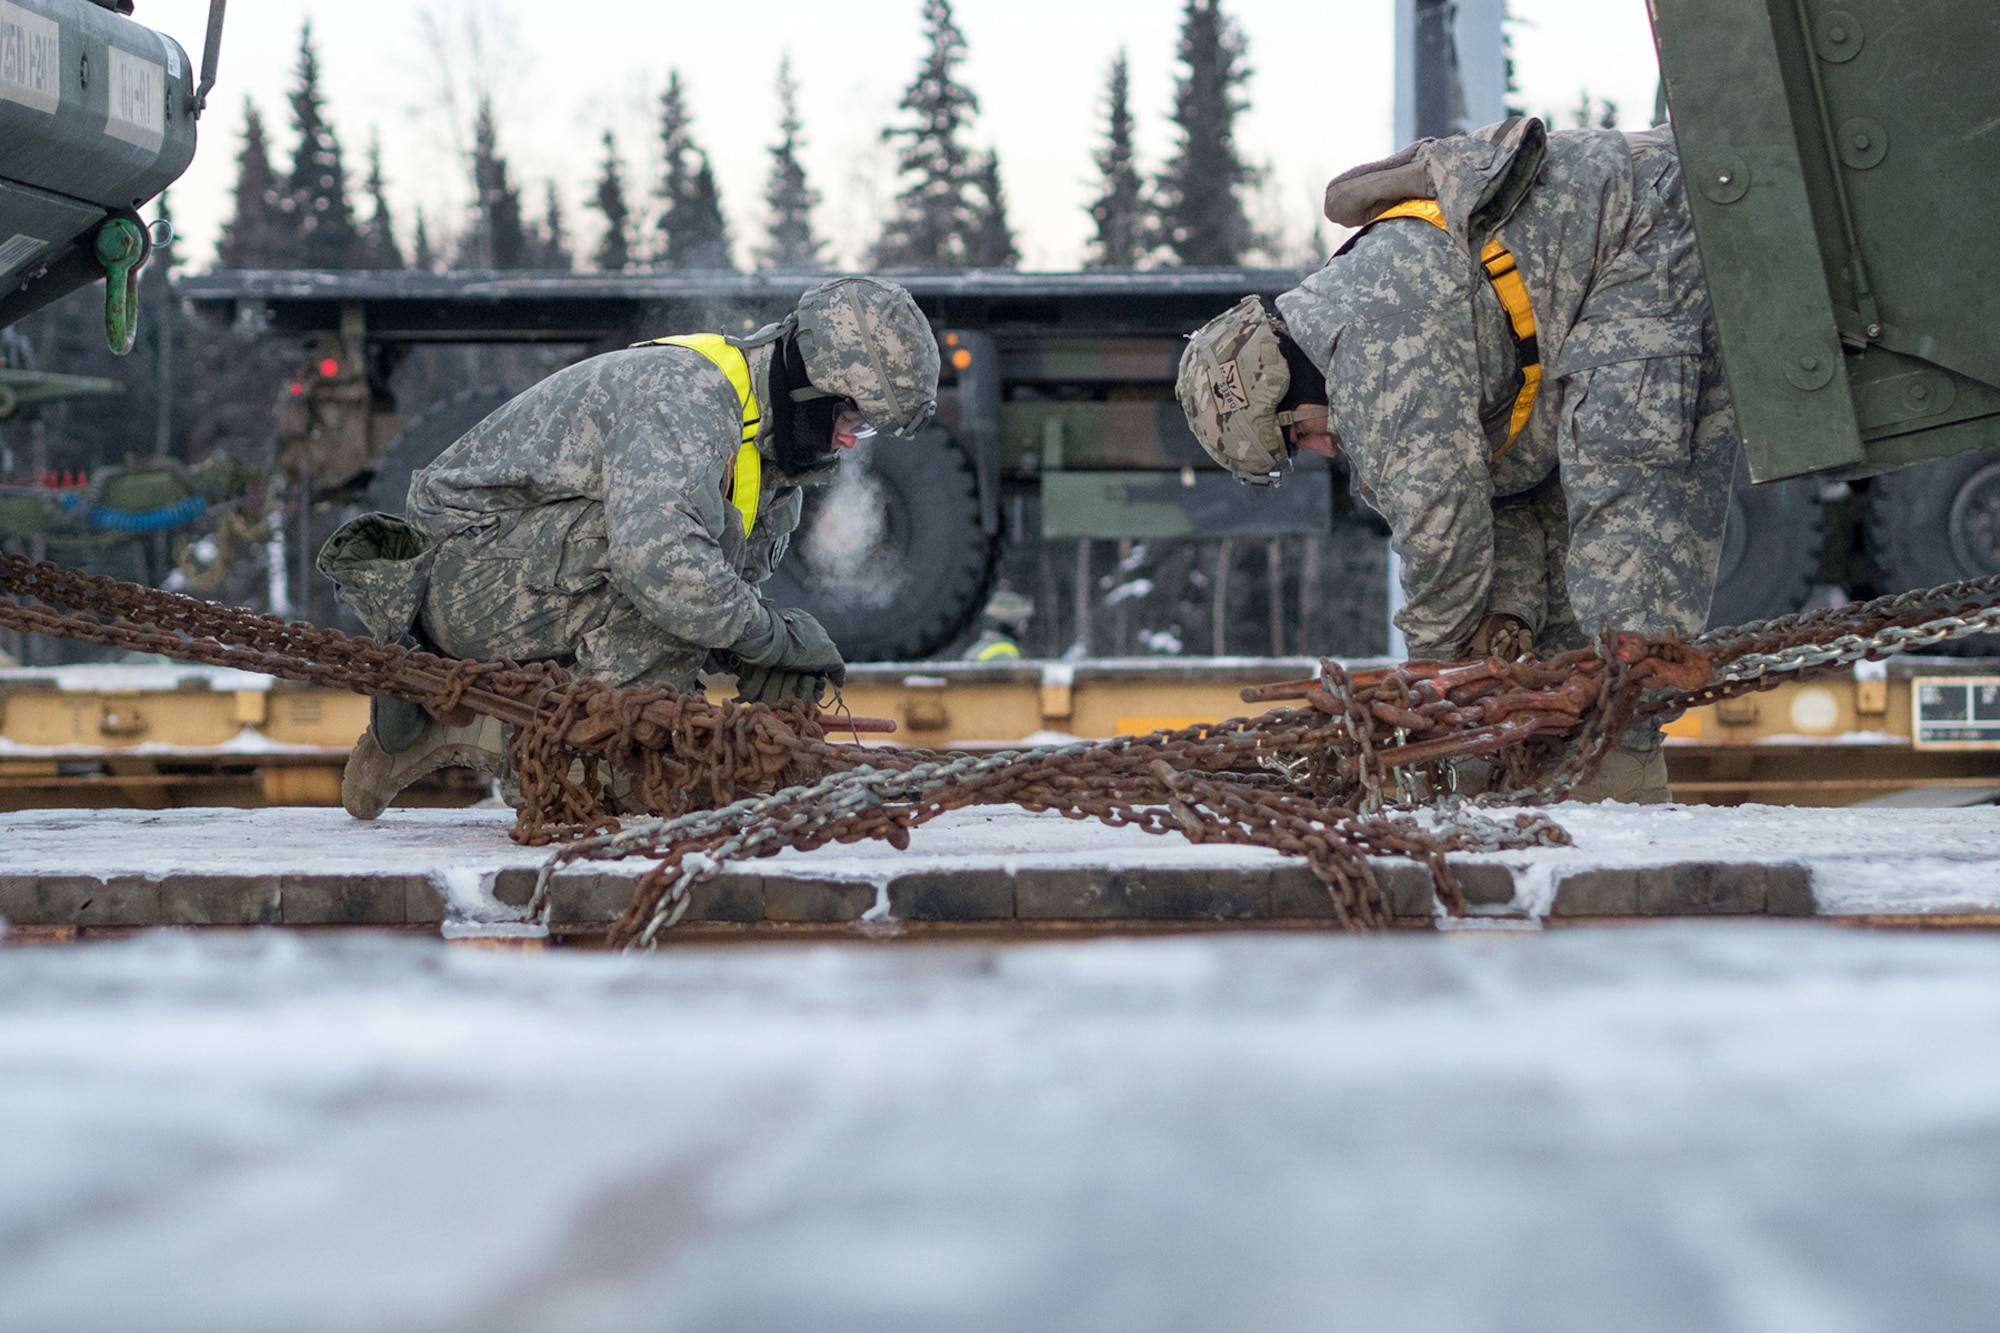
[791,277,940,439]
[1177,295,1308,485]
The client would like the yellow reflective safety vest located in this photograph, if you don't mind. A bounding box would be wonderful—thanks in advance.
[1371,198,1541,461]
[636,333,762,536]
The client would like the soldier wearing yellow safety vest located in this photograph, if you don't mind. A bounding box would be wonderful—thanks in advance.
[319,276,940,819]
[1176,118,1741,803]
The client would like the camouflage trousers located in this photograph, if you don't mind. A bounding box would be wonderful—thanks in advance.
[418,500,708,691]
[1487,318,1740,659]
[1479,131,1740,658]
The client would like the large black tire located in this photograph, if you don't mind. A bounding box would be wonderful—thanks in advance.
[1867,446,2000,654]
[367,386,517,514]
[764,427,998,662]
[1704,451,1825,630]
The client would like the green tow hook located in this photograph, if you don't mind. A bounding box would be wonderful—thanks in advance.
[95,217,148,357]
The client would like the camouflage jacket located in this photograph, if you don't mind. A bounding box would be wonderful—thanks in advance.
[407,343,803,651]
[1278,120,1702,657]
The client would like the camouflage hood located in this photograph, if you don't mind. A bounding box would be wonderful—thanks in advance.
[791,277,940,439]
[1323,115,1550,248]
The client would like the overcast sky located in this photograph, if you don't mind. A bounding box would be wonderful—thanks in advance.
[136,0,1663,271]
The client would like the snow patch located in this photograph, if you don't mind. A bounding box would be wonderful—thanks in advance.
[432,866,545,941]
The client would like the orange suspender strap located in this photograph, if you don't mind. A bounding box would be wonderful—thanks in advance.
[1370,198,1542,460]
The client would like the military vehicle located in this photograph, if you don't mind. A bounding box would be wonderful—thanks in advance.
[0,0,223,352]
[1651,0,2000,611]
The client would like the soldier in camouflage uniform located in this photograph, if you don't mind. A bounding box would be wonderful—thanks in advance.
[320,276,940,819]
[1178,118,1740,802]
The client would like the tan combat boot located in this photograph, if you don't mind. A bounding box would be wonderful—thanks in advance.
[342,698,507,820]
[1566,744,1671,804]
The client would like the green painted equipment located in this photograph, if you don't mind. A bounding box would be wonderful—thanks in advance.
[0,0,224,352]
[1652,0,2000,483]
[0,364,120,417]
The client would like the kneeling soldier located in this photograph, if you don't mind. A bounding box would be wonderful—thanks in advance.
[320,276,940,818]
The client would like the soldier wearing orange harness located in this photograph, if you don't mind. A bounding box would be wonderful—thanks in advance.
[1179,119,1740,802]
[319,277,939,818]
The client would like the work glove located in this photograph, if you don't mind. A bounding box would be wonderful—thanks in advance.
[735,664,830,705]
[725,605,845,705]
[1465,612,1535,662]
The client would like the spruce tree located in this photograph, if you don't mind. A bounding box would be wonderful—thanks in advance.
[1085,50,1147,269]
[538,182,573,270]
[283,21,359,269]
[589,129,634,272]
[460,95,530,269]
[1155,0,1258,267]
[967,150,1018,268]
[872,0,981,268]
[216,101,291,268]
[759,55,824,270]
[654,72,734,270]
[411,209,437,273]
[357,133,405,269]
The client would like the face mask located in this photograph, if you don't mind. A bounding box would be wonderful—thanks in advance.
[764,335,848,474]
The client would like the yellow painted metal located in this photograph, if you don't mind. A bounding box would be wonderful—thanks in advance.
[0,660,1992,812]
[261,689,370,748]
[0,682,364,751]
[839,665,1301,746]
[262,766,345,806]
[0,687,242,747]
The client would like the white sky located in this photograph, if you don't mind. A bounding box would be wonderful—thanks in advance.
[135,0,1663,271]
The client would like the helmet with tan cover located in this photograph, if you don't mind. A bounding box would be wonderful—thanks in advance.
[1176,295,1309,484]
[791,277,941,440]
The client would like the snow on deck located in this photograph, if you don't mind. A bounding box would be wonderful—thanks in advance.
[2,926,2000,1329]
[1,802,1999,933]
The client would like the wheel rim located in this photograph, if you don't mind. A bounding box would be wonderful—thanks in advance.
[1946,461,2000,575]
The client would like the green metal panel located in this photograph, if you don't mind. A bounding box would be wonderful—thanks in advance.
[0,0,200,211]
[1002,401,1212,473]
[1653,0,2000,482]
[0,365,120,416]
[1041,470,1334,540]
[0,177,101,286]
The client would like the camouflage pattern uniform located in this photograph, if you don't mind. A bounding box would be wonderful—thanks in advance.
[1278,119,1739,661]
[404,343,804,689]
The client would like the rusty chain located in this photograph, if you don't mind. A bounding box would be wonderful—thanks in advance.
[8,554,2000,947]
[0,553,851,843]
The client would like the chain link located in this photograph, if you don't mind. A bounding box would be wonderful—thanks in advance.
[9,554,2000,948]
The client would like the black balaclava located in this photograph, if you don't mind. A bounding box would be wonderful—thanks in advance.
[1280,320,1328,418]
[763,333,848,475]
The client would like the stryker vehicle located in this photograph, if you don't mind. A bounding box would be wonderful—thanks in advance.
[0,0,224,352]
[180,0,1996,664]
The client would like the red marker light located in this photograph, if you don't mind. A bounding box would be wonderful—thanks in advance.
[289,381,304,396]
[318,358,341,378]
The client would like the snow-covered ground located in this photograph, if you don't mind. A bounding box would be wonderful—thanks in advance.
[2,927,2000,1331]
[4,802,2000,928]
